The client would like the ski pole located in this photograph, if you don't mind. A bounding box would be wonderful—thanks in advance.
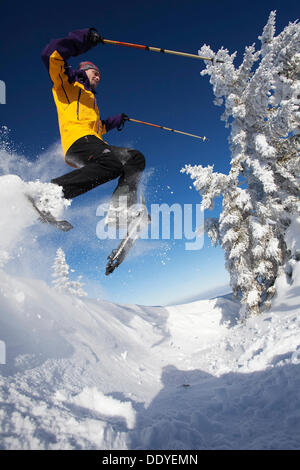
[127,118,208,141]
[101,38,223,64]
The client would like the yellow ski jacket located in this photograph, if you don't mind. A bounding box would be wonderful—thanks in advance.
[42,28,122,163]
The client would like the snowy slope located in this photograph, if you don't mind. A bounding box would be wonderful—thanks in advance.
[0,175,300,450]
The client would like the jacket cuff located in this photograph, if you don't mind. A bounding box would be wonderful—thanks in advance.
[102,114,122,132]
[42,28,95,71]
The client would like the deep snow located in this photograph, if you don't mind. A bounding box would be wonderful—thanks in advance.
[0,175,300,450]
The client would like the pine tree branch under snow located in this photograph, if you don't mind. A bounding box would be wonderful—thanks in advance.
[182,11,300,318]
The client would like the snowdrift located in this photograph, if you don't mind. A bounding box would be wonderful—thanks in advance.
[0,173,300,450]
[0,174,68,268]
[1,267,300,450]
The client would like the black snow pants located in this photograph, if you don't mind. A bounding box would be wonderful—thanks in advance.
[51,135,146,207]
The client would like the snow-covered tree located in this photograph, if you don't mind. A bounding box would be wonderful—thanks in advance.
[52,248,87,297]
[182,11,300,318]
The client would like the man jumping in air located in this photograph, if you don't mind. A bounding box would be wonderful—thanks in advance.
[41,27,146,225]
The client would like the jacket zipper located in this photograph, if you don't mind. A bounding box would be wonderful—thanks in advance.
[77,89,82,119]
[95,97,100,133]
[59,74,70,104]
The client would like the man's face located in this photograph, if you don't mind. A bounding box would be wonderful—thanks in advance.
[86,68,101,91]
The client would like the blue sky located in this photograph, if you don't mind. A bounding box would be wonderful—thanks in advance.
[0,0,299,305]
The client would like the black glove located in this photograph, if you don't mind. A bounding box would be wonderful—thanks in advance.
[88,28,103,46]
[117,113,129,131]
